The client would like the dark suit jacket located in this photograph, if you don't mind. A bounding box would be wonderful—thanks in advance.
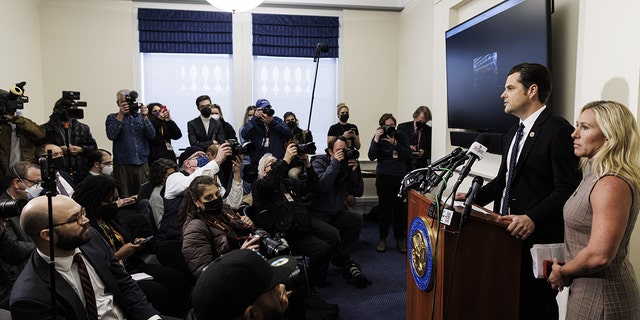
[396,121,432,170]
[475,108,581,245]
[10,228,158,320]
[186,117,225,150]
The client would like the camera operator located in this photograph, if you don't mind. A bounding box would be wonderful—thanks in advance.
[0,162,35,310]
[251,144,332,289]
[309,136,371,288]
[0,86,45,185]
[42,97,98,183]
[106,89,155,197]
[147,103,182,164]
[240,99,291,164]
[284,112,315,179]
[396,106,432,170]
[179,176,259,279]
[368,113,412,253]
[205,143,243,210]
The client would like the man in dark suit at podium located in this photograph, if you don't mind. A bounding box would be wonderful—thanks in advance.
[471,63,581,319]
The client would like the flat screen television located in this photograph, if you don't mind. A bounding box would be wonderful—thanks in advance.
[445,0,552,142]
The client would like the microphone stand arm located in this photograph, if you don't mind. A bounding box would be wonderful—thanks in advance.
[306,53,321,131]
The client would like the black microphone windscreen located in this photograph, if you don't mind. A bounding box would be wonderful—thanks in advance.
[317,42,329,53]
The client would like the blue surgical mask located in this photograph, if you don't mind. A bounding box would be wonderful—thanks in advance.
[196,156,209,167]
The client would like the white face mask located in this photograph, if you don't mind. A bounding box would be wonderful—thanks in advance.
[26,185,44,200]
[211,114,221,121]
[102,164,114,176]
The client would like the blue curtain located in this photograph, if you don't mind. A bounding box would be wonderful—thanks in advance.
[252,14,339,58]
[138,8,232,54]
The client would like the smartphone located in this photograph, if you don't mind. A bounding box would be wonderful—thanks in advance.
[139,235,154,245]
[160,105,167,113]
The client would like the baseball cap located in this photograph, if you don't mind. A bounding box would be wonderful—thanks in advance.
[191,249,297,320]
[178,146,205,167]
[255,99,271,110]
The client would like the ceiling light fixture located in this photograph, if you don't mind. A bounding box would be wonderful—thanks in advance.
[206,0,264,13]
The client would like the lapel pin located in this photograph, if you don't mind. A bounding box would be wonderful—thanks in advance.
[529,132,535,138]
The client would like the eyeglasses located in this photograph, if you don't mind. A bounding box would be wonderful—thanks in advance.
[52,210,87,228]
[101,161,113,166]
[12,167,42,188]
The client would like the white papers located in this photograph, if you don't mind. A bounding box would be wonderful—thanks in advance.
[131,272,154,281]
[530,243,565,278]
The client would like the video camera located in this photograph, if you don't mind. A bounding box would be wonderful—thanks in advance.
[0,81,29,116]
[253,229,290,257]
[125,90,143,115]
[228,138,256,156]
[0,198,27,219]
[382,125,396,138]
[57,90,88,120]
[295,141,316,155]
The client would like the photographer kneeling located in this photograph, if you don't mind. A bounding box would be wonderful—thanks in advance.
[251,144,332,289]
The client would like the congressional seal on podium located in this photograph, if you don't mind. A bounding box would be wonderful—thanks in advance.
[409,216,435,291]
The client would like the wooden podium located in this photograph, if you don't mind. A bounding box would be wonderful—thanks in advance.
[406,190,521,320]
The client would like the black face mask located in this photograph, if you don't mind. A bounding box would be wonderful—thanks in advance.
[416,121,426,130]
[286,121,297,129]
[98,203,119,220]
[203,197,223,214]
[200,107,212,118]
[52,157,67,172]
[339,114,349,122]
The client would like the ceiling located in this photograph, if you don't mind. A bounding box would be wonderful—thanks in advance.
[133,0,414,12]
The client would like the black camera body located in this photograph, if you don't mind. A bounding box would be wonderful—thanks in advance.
[59,90,88,120]
[228,138,256,156]
[262,105,275,117]
[295,141,316,155]
[343,147,360,160]
[0,82,29,116]
[253,229,290,257]
[382,125,396,138]
[0,198,27,219]
[125,90,142,115]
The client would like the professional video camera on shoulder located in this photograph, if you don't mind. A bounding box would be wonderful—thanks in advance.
[57,90,88,120]
[125,90,143,115]
[0,81,29,117]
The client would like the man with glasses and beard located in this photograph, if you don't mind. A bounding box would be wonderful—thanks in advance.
[10,195,166,320]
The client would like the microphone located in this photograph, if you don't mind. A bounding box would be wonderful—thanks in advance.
[429,147,463,169]
[424,152,468,191]
[313,42,329,62]
[461,176,484,226]
[456,134,490,183]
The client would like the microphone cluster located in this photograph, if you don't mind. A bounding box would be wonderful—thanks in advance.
[397,134,489,198]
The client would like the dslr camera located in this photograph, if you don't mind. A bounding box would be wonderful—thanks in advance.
[58,91,88,120]
[124,90,142,115]
[295,141,316,155]
[0,198,27,219]
[262,105,275,117]
[0,81,29,117]
[227,138,256,156]
[342,146,360,160]
[382,125,396,138]
[253,229,290,258]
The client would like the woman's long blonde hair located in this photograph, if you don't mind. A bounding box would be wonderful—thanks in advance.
[580,100,640,190]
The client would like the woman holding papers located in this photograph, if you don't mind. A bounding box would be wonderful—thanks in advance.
[549,100,640,318]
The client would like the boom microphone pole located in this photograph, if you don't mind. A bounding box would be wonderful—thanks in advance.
[306,42,330,131]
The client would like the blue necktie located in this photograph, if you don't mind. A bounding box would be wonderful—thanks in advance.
[501,123,524,215]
